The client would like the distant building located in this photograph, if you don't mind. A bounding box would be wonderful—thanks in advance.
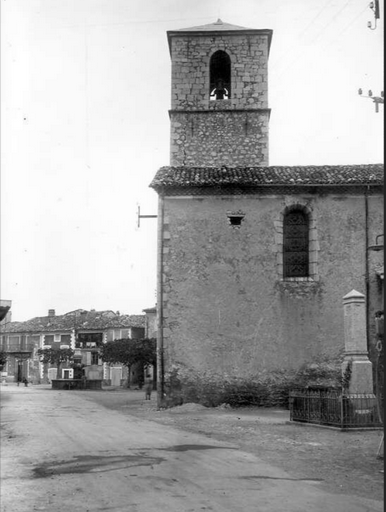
[143,307,157,339]
[0,308,145,384]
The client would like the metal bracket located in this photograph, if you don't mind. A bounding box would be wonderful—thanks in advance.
[137,205,157,228]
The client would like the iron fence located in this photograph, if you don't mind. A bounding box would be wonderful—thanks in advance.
[289,388,383,429]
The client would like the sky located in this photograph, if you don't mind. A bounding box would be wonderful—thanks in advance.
[1,0,384,322]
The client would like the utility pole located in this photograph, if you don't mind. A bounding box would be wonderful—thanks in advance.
[358,2,383,113]
[368,0,380,30]
[358,89,384,113]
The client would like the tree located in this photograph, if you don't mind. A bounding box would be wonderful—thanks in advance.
[0,350,8,371]
[100,338,156,388]
[37,347,74,379]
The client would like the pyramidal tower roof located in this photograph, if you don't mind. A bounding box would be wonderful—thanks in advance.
[175,19,252,32]
[167,19,273,53]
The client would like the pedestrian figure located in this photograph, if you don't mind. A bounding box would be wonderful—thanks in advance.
[22,377,28,387]
[144,374,152,400]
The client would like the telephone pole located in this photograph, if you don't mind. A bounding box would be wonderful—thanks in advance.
[358,2,383,112]
[358,89,384,113]
[367,0,380,30]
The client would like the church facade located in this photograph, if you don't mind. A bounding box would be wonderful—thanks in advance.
[150,21,384,402]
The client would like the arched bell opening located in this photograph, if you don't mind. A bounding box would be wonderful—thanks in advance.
[209,50,231,100]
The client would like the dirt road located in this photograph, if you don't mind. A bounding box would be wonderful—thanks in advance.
[85,388,384,501]
[0,384,383,512]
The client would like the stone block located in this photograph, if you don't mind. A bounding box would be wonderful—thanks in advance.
[343,290,367,353]
[347,358,374,394]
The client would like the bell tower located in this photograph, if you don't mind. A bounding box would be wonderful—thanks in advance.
[167,19,272,167]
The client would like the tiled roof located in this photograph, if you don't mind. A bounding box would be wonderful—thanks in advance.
[1,310,145,334]
[150,164,384,190]
[143,307,157,314]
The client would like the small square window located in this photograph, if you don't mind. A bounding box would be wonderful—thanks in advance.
[227,210,245,228]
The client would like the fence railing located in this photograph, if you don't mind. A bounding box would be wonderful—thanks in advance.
[289,388,383,429]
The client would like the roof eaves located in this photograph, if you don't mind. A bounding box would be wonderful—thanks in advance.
[149,165,384,190]
[167,25,273,56]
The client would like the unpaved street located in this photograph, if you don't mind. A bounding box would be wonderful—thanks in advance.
[1,385,383,512]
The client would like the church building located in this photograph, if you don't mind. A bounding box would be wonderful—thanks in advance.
[150,20,384,403]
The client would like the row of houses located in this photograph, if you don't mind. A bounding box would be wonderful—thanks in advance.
[0,305,157,386]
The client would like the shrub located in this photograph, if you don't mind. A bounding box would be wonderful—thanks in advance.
[0,350,8,371]
[163,353,344,409]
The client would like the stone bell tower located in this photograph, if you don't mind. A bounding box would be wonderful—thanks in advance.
[167,19,272,167]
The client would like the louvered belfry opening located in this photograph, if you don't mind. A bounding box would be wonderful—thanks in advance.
[283,209,309,278]
[209,50,231,100]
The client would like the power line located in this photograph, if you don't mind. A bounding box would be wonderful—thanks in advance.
[317,4,370,53]
[308,0,352,44]
[64,16,216,30]
[270,3,371,94]
[271,1,353,85]
[270,0,335,69]
[299,0,337,38]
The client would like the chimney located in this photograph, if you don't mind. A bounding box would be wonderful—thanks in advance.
[48,309,55,317]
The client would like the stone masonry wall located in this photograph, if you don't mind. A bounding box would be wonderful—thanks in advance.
[169,33,270,166]
[169,34,269,110]
[160,192,383,383]
[170,110,269,166]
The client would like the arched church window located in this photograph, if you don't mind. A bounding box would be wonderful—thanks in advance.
[210,50,231,100]
[283,209,309,278]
